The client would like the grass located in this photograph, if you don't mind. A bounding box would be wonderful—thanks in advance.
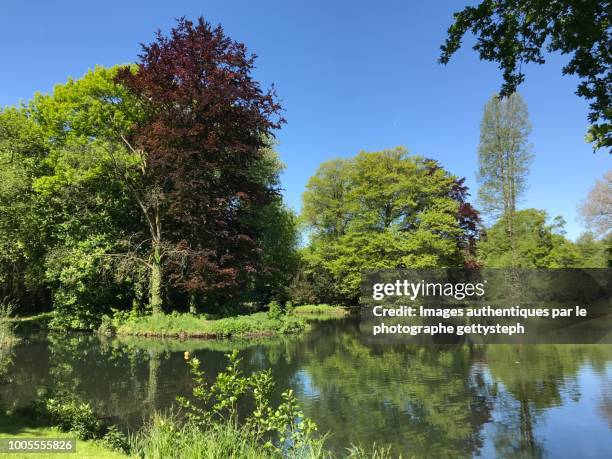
[130,414,393,459]
[5,312,54,334]
[292,304,349,319]
[0,413,126,459]
[116,311,306,338]
[130,415,318,459]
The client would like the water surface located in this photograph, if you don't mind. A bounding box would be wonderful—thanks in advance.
[1,319,611,457]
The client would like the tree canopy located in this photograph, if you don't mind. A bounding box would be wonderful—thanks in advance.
[0,17,297,328]
[440,0,611,150]
[297,147,481,302]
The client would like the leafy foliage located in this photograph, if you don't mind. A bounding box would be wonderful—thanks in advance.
[478,209,583,267]
[440,0,611,150]
[580,169,612,236]
[477,93,533,220]
[0,18,295,326]
[298,147,481,303]
[177,351,317,453]
[115,17,285,302]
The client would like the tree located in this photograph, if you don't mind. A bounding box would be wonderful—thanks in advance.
[478,209,581,267]
[27,18,285,316]
[580,170,612,237]
[299,147,481,303]
[0,17,291,327]
[114,17,284,311]
[28,67,153,326]
[301,159,352,239]
[477,93,533,265]
[575,231,610,267]
[0,108,49,309]
[440,0,611,150]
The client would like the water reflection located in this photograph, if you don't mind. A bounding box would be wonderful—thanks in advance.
[1,320,611,457]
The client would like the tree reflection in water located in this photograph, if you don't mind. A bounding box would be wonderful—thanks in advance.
[0,321,610,457]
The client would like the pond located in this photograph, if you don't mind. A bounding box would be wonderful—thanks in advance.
[1,318,611,457]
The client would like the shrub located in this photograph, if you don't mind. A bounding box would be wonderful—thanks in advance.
[41,396,102,440]
[32,392,128,452]
[100,424,129,453]
[177,350,317,454]
[267,300,283,320]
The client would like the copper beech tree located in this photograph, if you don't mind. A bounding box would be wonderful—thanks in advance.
[114,18,284,312]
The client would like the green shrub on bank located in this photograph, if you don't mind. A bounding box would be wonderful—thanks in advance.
[178,351,317,452]
[29,393,129,454]
[115,311,305,338]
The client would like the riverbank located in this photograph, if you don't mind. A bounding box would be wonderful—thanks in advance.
[4,312,54,334]
[114,311,306,338]
[293,304,350,319]
[5,305,351,339]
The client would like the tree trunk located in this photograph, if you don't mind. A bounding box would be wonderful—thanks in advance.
[149,244,163,314]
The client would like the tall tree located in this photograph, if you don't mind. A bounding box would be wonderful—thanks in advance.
[580,169,612,237]
[0,108,49,309]
[114,18,284,311]
[477,93,533,265]
[439,0,611,151]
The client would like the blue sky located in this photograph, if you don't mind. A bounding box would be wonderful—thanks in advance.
[1,0,609,239]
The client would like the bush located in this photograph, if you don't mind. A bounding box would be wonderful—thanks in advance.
[267,300,283,320]
[31,392,128,452]
[177,350,318,454]
[100,424,129,454]
[40,396,102,440]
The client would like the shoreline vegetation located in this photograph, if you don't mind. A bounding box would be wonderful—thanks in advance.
[293,304,350,318]
[5,304,350,340]
[113,311,306,339]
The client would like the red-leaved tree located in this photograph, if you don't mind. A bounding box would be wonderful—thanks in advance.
[115,17,284,312]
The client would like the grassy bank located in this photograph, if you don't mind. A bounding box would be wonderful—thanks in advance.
[115,311,306,338]
[5,312,54,334]
[0,413,126,459]
[293,304,350,319]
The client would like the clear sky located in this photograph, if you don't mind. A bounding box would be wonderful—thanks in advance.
[1,0,609,239]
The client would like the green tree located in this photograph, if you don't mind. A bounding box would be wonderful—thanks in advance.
[477,93,533,266]
[301,159,352,239]
[440,0,611,150]
[1,62,294,325]
[0,108,49,310]
[26,67,150,327]
[300,147,480,303]
[575,231,611,267]
[479,209,581,267]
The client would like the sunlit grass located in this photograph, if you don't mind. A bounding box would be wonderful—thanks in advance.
[0,413,126,459]
[116,311,306,338]
[293,304,349,318]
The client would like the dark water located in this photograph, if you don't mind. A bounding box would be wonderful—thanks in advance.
[1,319,611,458]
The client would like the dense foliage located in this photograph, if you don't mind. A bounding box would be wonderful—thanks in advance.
[0,18,297,329]
[295,147,481,303]
[480,209,589,267]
